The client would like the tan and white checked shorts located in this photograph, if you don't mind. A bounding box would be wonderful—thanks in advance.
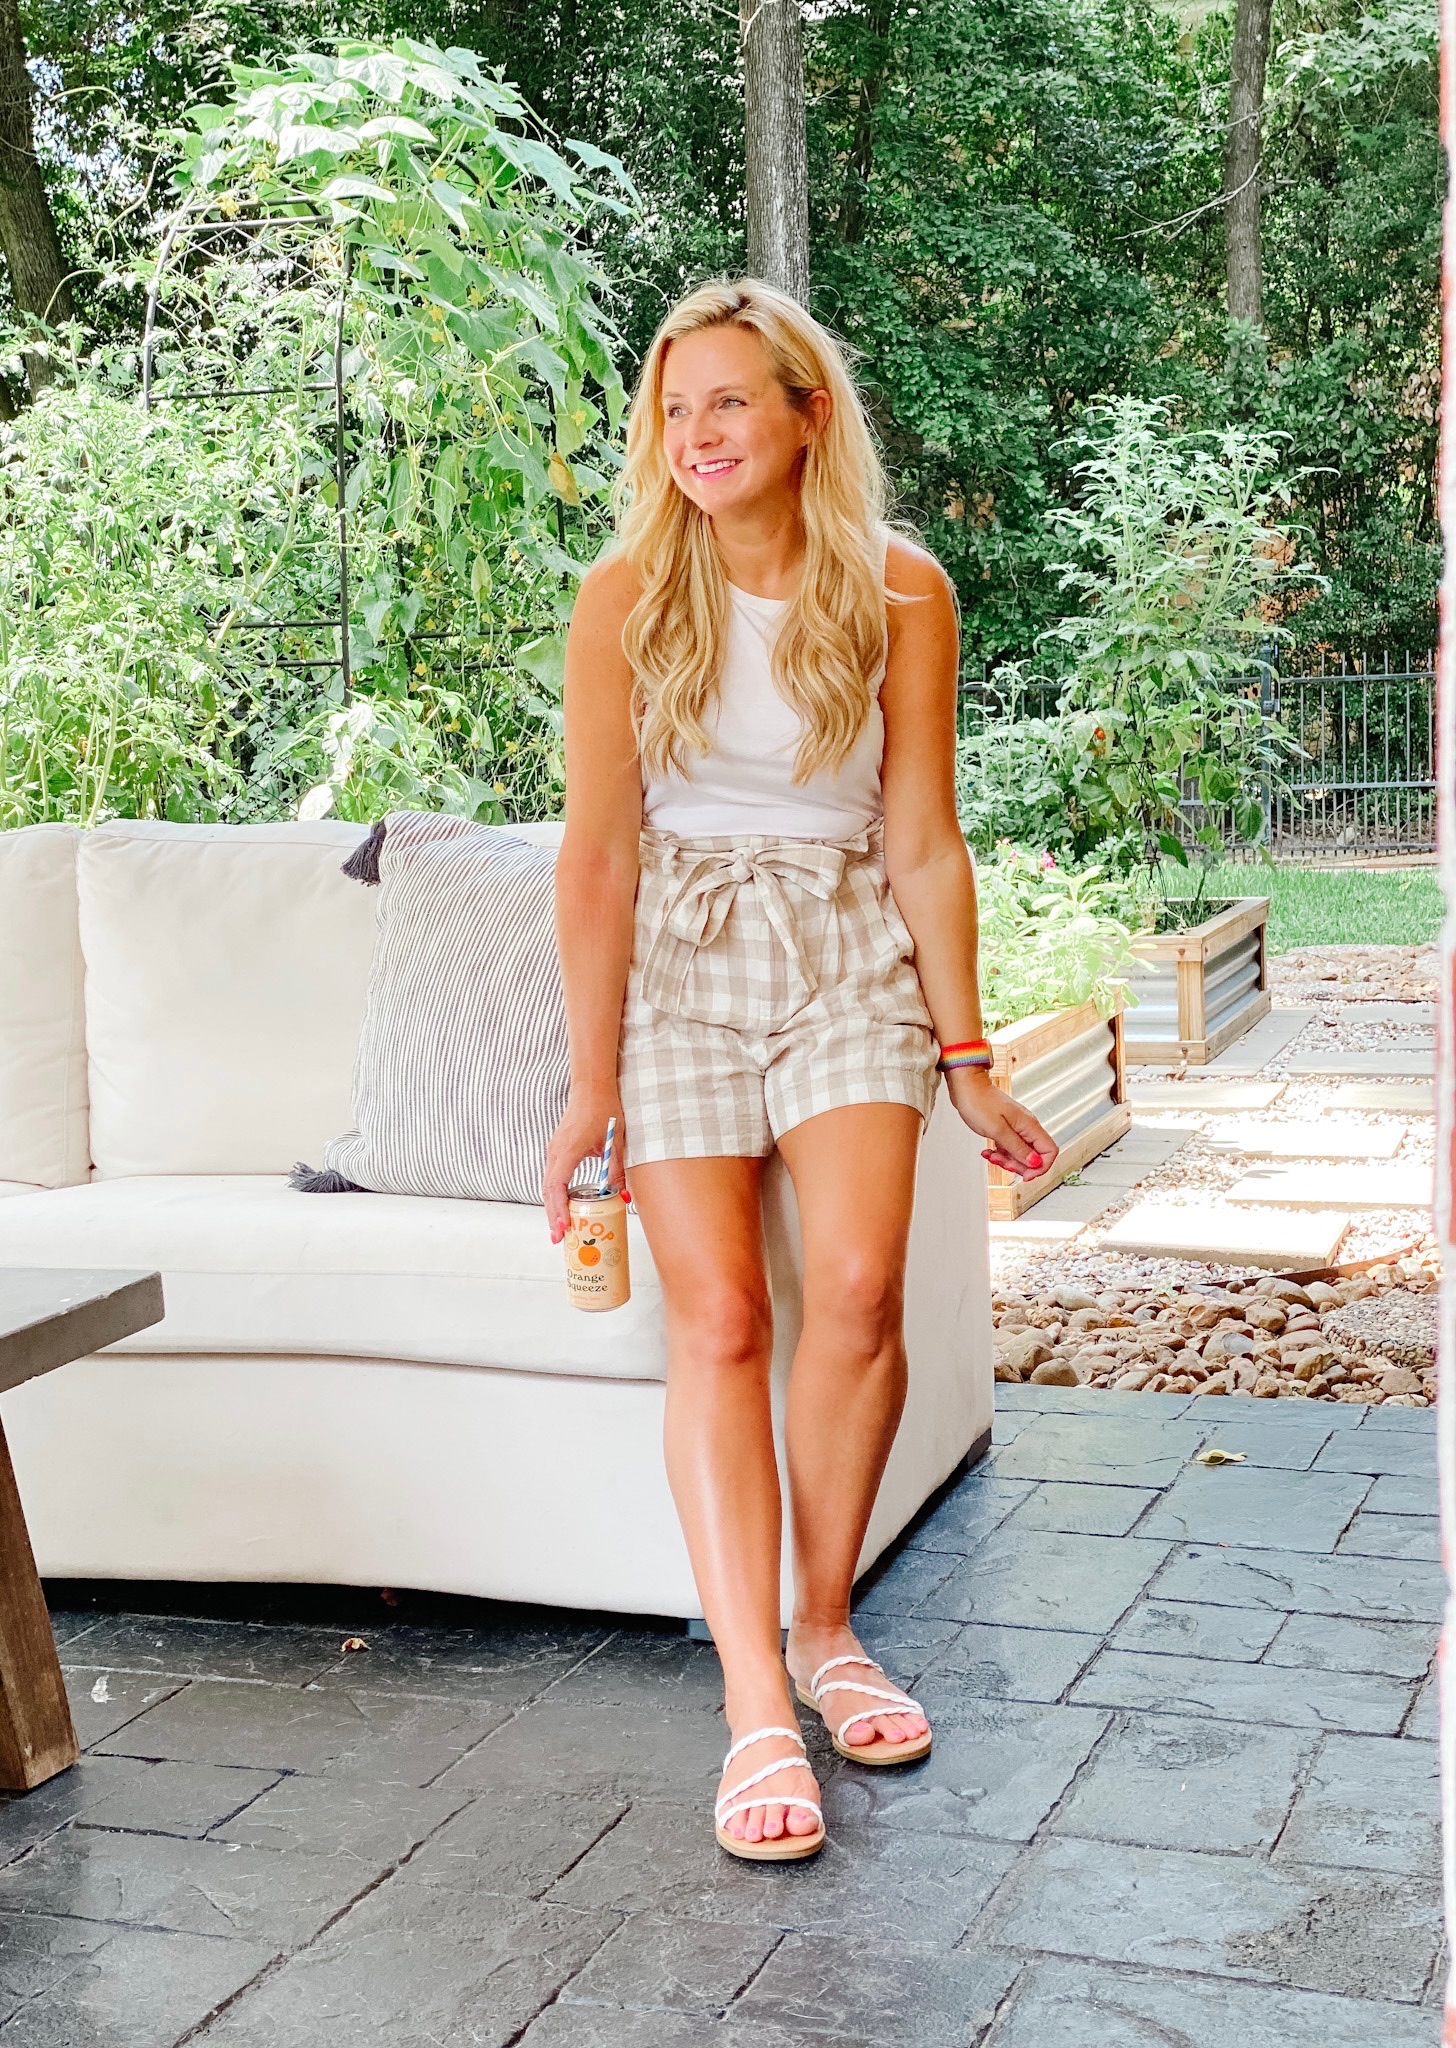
[617,819,941,1169]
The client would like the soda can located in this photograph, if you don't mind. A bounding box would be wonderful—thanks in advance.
[564,1191,631,1311]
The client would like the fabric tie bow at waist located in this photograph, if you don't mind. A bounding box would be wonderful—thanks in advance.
[640,834,870,1019]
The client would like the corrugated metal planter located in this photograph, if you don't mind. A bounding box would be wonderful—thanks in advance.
[986,999,1130,1219]
[1123,897,1271,1065]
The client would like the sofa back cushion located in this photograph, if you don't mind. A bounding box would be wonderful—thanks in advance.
[79,819,566,1177]
[0,825,90,1186]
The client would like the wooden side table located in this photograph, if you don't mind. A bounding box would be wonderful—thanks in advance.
[0,1268,164,1791]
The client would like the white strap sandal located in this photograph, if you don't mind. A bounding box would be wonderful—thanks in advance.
[713,1725,825,1862]
[795,1655,933,1765]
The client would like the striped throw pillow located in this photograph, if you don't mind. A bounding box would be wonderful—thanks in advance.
[321,812,599,1205]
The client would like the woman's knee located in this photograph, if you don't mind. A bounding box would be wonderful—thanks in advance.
[806,1258,904,1352]
[666,1272,773,1368]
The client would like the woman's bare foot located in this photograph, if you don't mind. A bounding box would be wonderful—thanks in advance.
[786,1622,930,1755]
[716,1710,822,1845]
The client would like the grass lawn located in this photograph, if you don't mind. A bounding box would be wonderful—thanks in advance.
[1159,863,1444,953]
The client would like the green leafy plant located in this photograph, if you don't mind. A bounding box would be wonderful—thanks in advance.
[976,844,1139,1032]
[0,40,635,829]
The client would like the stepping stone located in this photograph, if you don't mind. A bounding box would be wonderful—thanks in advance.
[1286,1050,1434,1078]
[1333,1083,1434,1114]
[1130,1082,1285,1111]
[1317,1002,1437,1026]
[1202,1010,1313,1076]
[989,1217,1087,1246]
[1205,1121,1403,1161]
[1226,1163,1433,1211]
[1098,1201,1348,1269]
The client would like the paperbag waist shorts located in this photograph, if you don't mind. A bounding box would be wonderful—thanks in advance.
[617,817,941,1170]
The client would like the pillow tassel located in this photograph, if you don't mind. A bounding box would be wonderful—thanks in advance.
[289,1161,368,1194]
[341,819,386,886]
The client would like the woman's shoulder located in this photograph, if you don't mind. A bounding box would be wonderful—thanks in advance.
[883,529,953,602]
[572,548,645,627]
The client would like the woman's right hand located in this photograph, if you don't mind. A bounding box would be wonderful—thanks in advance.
[543,1088,629,1245]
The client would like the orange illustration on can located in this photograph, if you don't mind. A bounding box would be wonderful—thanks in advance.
[565,1191,631,1311]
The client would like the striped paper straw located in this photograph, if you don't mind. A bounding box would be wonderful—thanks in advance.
[598,1116,616,1198]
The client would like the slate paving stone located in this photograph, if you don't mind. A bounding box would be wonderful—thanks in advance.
[94,1676,511,1785]
[1109,1599,1284,1663]
[196,1887,617,2048]
[990,1412,1037,1447]
[1070,1648,1413,1734]
[918,1623,1102,1703]
[540,1633,726,1712]
[996,1384,1192,1418]
[545,1802,1018,1947]
[733,1931,1020,2044]
[63,1669,185,1751]
[918,1530,1171,1633]
[212,1771,471,1867]
[559,1912,779,2019]
[993,1415,1208,1487]
[821,1696,1108,1842]
[1336,1511,1440,1563]
[1196,1419,1336,1471]
[0,1826,374,1945]
[0,1912,111,2028]
[433,1700,729,1804]
[308,1620,611,1703]
[984,1957,1441,2048]
[73,1759,280,1840]
[0,1756,149,1869]
[59,1613,345,1686]
[1138,1464,1372,1554]
[902,1476,1037,1555]
[1153,1544,1446,1622]
[990,1836,1441,2000]
[1365,1471,1438,1515]
[518,2010,822,2048]
[1010,1482,1159,1537]
[852,1544,962,1616]
[0,1927,276,2048]
[45,1615,101,1651]
[1356,1402,1440,1432]
[396,1792,629,1903]
[1265,1611,1439,1680]
[847,1615,962,1685]
[1314,1430,1437,1480]
[1050,1712,1312,1853]
[1277,1734,1440,1876]
[1406,1672,1439,1740]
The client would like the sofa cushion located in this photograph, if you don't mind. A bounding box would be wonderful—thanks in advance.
[0,1175,667,1380]
[0,825,89,1186]
[76,819,565,1177]
[321,813,583,1205]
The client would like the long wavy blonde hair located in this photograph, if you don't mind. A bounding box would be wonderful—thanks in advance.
[614,278,897,785]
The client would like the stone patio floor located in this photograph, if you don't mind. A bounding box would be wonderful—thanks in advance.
[3,1383,1443,2046]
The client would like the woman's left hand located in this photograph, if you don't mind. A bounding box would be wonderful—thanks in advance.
[945,1070,1058,1182]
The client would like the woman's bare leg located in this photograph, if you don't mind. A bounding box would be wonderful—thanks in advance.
[627,1153,819,1842]
[775,1103,931,1751]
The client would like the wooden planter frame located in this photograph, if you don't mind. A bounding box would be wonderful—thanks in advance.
[985,998,1130,1221]
[1123,896,1271,1066]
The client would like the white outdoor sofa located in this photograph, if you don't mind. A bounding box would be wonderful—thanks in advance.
[0,819,992,1623]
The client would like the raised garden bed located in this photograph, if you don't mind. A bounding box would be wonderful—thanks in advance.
[986,998,1130,1220]
[1123,896,1270,1065]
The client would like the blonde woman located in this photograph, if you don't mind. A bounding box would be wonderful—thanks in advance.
[543,279,1056,1863]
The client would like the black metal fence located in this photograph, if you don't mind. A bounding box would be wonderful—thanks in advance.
[957,650,1437,861]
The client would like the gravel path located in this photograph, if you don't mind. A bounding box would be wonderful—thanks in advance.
[990,948,1440,1406]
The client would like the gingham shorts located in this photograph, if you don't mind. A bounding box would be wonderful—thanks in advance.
[617,818,941,1169]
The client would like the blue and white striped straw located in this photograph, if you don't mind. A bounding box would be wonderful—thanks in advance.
[598,1116,616,1198]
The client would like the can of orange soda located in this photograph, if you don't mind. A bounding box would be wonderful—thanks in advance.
[564,1190,631,1311]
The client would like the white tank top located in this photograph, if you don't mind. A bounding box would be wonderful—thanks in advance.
[640,581,885,839]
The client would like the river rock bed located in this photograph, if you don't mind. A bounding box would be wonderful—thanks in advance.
[992,1249,1441,1405]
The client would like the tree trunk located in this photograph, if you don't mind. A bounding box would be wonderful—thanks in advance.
[1223,0,1273,328]
[740,0,809,304]
[840,0,894,245]
[0,0,72,394]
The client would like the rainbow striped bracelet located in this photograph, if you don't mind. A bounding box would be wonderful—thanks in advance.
[936,1038,993,1074]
